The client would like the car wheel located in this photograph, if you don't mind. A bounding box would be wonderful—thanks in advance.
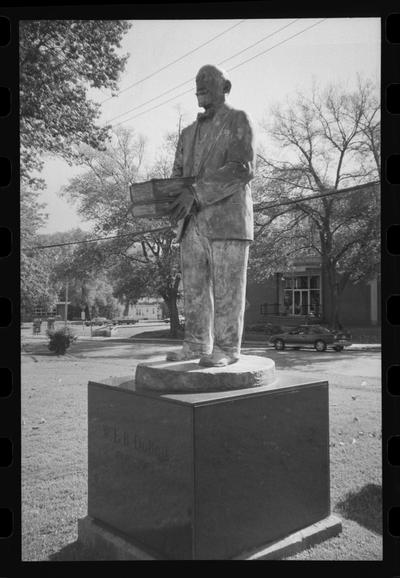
[314,339,327,352]
[333,345,344,352]
[274,338,285,351]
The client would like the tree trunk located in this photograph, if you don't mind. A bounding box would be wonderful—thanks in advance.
[160,280,181,338]
[168,293,181,337]
[330,281,341,329]
[323,261,343,329]
[123,298,130,316]
[320,227,343,329]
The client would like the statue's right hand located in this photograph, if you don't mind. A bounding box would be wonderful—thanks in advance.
[169,188,196,223]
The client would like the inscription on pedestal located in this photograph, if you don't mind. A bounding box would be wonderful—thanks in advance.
[101,422,170,463]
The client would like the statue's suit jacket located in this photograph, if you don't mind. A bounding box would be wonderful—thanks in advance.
[171,103,256,242]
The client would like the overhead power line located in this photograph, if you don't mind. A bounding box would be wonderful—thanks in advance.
[218,18,300,66]
[226,18,326,74]
[25,180,379,251]
[112,18,327,127]
[113,87,193,126]
[254,181,380,212]
[101,19,247,105]
[107,18,301,125]
[26,225,172,251]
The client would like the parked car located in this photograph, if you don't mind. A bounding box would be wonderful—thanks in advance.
[267,325,352,352]
[85,317,111,326]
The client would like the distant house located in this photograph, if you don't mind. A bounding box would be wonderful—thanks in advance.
[127,298,164,320]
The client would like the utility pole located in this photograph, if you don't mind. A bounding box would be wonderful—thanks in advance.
[64,280,69,327]
[178,114,182,139]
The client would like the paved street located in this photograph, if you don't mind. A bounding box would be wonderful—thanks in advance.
[22,319,381,351]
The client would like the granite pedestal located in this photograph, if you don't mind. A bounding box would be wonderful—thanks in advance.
[78,356,340,560]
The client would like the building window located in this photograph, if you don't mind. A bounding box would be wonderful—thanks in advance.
[295,276,308,289]
[283,273,321,316]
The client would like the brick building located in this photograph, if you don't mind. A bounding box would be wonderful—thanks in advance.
[245,257,380,328]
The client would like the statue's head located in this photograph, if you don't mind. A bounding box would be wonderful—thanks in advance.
[195,65,231,110]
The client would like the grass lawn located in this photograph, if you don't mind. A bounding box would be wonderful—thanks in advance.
[21,335,382,561]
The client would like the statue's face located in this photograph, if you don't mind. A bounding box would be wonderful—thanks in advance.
[195,67,225,109]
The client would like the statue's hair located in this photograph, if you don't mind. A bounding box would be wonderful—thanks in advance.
[196,65,232,94]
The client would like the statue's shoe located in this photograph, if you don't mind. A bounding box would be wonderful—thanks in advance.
[166,348,202,362]
[198,352,239,367]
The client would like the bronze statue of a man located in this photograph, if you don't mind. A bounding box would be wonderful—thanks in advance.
[166,64,256,367]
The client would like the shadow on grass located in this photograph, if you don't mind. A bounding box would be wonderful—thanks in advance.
[242,347,369,370]
[22,340,175,361]
[336,483,382,535]
[134,330,184,340]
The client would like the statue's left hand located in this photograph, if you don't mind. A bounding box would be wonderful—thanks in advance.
[169,187,196,223]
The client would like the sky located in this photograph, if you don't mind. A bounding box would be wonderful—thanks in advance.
[37,17,381,234]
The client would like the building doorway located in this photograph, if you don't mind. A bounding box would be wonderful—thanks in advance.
[283,274,321,316]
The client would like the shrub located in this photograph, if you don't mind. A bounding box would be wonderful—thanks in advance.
[47,326,77,355]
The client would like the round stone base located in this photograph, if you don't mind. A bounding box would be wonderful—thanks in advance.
[135,355,276,393]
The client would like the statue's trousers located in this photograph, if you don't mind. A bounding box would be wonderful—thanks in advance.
[180,218,250,358]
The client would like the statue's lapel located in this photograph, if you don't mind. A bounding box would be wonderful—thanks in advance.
[196,104,232,177]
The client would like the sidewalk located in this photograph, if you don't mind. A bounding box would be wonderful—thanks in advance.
[21,331,381,352]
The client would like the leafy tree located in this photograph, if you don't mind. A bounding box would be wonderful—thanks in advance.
[20,20,131,314]
[63,127,184,336]
[20,19,131,188]
[145,116,183,180]
[253,79,380,327]
[41,230,118,319]
[20,189,58,318]
[108,258,154,316]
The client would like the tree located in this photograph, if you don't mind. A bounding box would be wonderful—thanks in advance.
[145,115,183,180]
[20,19,131,188]
[20,189,58,318]
[20,20,131,314]
[42,230,119,320]
[63,127,184,336]
[108,258,156,316]
[253,79,380,327]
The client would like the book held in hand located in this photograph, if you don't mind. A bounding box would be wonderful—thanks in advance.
[129,176,195,218]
